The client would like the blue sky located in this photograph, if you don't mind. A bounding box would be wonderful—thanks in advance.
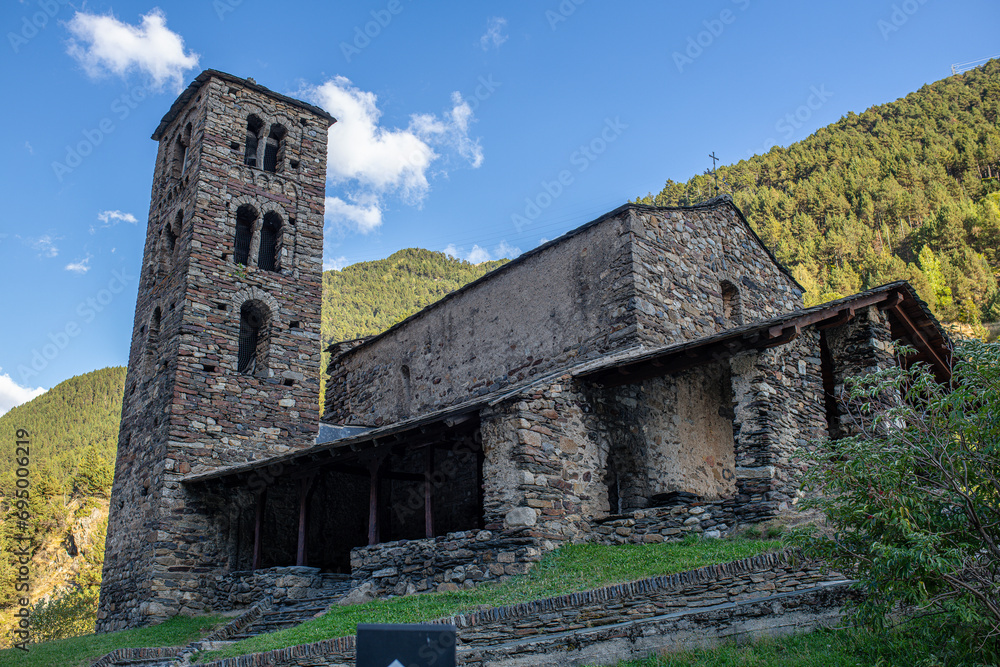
[1,0,997,413]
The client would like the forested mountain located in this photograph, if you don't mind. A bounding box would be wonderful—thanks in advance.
[319,248,506,407]
[0,368,123,644]
[638,60,1000,328]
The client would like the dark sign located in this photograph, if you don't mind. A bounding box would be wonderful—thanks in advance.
[356,623,457,667]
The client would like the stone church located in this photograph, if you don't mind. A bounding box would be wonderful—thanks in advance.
[97,70,951,631]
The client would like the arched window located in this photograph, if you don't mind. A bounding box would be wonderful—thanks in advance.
[160,224,177,274]
[238,300,271,375]
[262,124,286,173]
[721,281,743,325]
[171,134,186,179]
[234,205,257,266]
[244,115,263,167]
[180,123,192,176]
[257,212,281,271]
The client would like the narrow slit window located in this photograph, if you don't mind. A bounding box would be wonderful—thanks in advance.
[257,212,281,271]
[234,205,257,266]
[145,306,162,373]
[721,281,743,325]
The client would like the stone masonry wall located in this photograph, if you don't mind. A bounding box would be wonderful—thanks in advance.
[628,202,803,346]
[324,211,637,427]
[99,72,331,631]
[349,529,543,597]
[729,331,828,524]
[824,305,896,439]
[599,363,737,510]
[324,199,804,429]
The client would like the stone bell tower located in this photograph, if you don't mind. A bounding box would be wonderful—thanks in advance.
[98,71,335,630]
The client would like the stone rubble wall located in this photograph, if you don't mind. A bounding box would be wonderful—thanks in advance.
[824,306,895,439]
[349,529,543,597]
[194,551,850,667]
[324,212,637,427]
[627,205,803,347]
[210,566,338,611]
[590,501,738,543]
[730,330,829,524]
[323,200,804,430]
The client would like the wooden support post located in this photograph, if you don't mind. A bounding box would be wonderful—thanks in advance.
[252,489,266,571]
[424,446,434,539]
[367,458,382,546]
[295,476,314,567]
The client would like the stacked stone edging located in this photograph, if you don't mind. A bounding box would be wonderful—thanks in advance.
[88,646,183,667]
[194,549,847,666]
[459,583,852,666]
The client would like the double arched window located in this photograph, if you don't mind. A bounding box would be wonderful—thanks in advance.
[243,115,287,173]
[232,205,282,272]
[238,300,271,375]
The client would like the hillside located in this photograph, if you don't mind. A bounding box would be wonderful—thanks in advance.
[639,60,1000,328]
[0,368,124,646]
[319,248,507,408]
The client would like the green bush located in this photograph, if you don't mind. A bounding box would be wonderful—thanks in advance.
[28,586,99,644]
[796,339,1000,660]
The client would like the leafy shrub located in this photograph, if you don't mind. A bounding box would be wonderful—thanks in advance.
[797,339,1000,660]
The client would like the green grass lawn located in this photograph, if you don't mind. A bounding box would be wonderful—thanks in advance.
[0,615,225,667]
[604,615,984,667]
[198,536,782,661]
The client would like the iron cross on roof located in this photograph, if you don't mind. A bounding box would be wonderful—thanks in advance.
[709,151,720,195]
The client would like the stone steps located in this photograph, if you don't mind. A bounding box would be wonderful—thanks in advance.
[219,586,351,641]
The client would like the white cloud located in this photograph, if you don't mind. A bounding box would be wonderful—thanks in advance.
[410,92,483,169]
[303,77,484,235]
[323,256,349,272]
[495,240,521,259]
[94,210,138,233]
[467,245,491,264]
[98,210,138,225]
[24,141,33,155]
[324,196,382,235]
[66,9,199,91]
[0,371,46,417]
[443,240,520,264]
[480,17,508,51]
[23,234,60,258]
[65,254,93,274]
